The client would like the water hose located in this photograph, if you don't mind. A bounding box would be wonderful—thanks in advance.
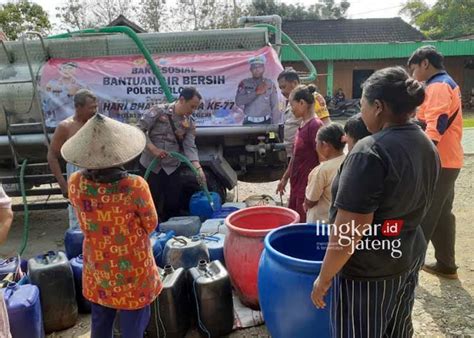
[254,23,317,82]
[50,29,213,209]
[47,26,175,103]
[18,159,30,256]
[144,152,215,210]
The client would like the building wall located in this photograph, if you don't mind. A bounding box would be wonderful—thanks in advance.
[283,57,468,99]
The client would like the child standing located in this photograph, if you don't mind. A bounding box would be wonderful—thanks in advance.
[304,124,345,223]
[343,114,371,152]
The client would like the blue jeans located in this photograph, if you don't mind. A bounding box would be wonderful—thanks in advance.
[91,302,150,338]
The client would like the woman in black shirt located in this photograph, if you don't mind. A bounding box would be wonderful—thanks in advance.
[311,67,440,338]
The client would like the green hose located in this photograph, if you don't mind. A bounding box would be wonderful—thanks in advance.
[254,23,317,82]
[47,26,175,103]
[18,160,30,256]
[144,152,215,210]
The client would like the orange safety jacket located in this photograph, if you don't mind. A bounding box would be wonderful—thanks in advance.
[417,71,463,169]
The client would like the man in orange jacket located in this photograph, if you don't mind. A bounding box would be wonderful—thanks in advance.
[408,45,463,279]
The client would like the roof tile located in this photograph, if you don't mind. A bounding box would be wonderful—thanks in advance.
[282,18,426,43]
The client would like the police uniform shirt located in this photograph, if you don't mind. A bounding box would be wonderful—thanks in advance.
[235,78,280,121]
[138,103,199,175]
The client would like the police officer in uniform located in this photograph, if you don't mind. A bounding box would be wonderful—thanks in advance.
[138,87,205,221]
[235,55,280,125]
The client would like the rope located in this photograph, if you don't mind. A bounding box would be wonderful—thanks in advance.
[172,236,188,245]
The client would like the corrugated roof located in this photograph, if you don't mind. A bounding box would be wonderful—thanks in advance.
[282,18,426,44]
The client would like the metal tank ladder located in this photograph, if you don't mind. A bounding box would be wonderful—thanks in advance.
[1,32,67,211]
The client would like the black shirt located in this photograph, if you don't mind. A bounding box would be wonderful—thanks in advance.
[329,123,440,280]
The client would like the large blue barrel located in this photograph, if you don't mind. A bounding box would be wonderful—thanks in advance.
[28,251,78,333]
[2,282,45,338]
[189,192,222,221]
[70,255,91,313]
[64,228,84,260]
[258,223,330,338]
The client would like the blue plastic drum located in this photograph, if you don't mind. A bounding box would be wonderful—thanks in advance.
[70,255,91,313]
[64,228,84,260]
[189,191,222,221]
[258,223,330,338]
[149,230,175,267]
[2,283,44,338]
[210,206,239,219]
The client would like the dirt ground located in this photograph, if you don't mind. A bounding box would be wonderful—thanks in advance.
[1,156,473,337]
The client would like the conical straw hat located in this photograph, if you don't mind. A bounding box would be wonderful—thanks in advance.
[61,114,146,169]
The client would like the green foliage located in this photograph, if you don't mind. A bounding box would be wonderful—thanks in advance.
[400,0,474,39]
[0,2,51,40]
[464,118,474,128]
[249,0,350,20]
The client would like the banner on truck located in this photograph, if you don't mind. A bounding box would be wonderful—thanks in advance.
[39,46,285,128]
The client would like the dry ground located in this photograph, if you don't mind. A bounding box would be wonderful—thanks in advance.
[1,157,473,337]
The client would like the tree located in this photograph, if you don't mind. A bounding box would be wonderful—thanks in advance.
[320,0,350,19]
[139,0,168,32]
[171,0,245,31]
[248,0,350,20]
[250,0,320,19]
[399,0,429,21]
[400,0,474,39]
[0,2,51,40]
[55,0,95,30]
[56,0,138,31]
[90,0,136,26]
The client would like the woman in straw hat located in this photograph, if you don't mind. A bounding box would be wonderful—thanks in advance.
[62,114,161,338]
